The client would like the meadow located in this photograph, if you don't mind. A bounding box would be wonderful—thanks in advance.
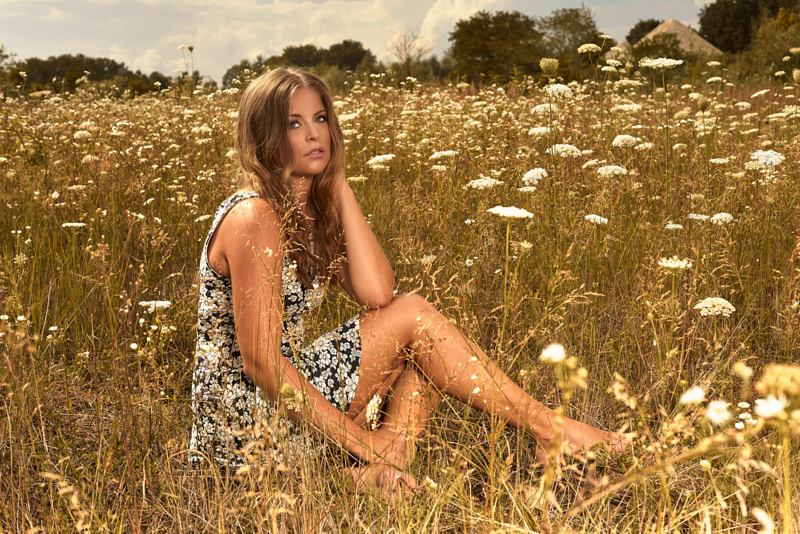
[1,61,800,532]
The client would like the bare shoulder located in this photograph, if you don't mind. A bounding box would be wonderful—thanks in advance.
[210,196,282,278]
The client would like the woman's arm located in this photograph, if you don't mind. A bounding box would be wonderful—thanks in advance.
[222,197,401,464]
[335,179,395,309]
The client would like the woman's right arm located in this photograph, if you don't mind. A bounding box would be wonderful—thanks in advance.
[220,198,400,465]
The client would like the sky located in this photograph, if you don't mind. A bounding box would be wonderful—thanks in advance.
[0,0,715,84]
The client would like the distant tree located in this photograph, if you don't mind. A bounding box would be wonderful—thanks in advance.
[539,6,605,80]
[16,54,133,92]
[699,0,800,53]
[626,18,663,45]
[222,55,269,87]
[387,28,434,78]
[281,44,324,67]
[324,40,375,71]
[447,10,543,84]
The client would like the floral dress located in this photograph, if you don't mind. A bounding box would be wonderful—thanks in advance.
[189,191,362,467]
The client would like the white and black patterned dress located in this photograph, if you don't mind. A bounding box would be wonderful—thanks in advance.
[189,191,362,467]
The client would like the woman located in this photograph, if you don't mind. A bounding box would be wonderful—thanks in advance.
[190,68,625,498]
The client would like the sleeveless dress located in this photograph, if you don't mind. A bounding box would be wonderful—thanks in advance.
[189,191,363,467]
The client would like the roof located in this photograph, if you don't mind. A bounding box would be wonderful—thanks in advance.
[639,19,723,55]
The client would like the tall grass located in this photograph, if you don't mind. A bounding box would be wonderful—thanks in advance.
[1,65,799,532]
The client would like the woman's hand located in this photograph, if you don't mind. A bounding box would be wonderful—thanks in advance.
[346,463,424,503]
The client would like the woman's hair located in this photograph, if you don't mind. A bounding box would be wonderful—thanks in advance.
[236,68,345,287]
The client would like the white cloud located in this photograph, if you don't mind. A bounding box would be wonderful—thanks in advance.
[694,0,715,6]
[43,7,66,20]
[131,48,162,73]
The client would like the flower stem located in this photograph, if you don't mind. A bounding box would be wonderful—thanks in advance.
[499,222,511,351]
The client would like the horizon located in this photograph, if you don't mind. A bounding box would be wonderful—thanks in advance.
[1,0,712,84]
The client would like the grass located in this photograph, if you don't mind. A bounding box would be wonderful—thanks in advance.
[1,65,799,532]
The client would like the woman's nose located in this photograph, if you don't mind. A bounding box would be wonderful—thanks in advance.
[306,122,319,140]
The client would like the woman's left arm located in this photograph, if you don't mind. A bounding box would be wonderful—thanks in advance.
[335,178,395,309]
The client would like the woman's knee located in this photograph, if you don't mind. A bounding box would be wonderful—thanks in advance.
[386,293,438,343]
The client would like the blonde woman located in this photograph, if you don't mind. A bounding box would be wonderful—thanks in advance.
[190,68,626,499]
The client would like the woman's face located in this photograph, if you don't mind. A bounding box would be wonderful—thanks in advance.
[286,87,331,178]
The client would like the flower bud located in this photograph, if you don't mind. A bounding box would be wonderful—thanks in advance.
[540,58,559,77]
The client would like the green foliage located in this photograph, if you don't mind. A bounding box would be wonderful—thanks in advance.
[447,10,543,84]
[539,5,605,81]
[626,18,664,45]
[699,0,800,53]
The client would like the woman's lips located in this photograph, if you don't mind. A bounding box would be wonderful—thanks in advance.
[306,148,325,158]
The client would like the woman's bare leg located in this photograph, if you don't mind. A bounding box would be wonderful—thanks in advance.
[349,293,626,455]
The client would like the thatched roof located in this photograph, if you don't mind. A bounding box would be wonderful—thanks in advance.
[639,19,722,55]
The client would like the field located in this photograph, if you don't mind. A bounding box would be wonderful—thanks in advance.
[2,64,800,532]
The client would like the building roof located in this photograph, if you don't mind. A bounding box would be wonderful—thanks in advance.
[639,19,723,55]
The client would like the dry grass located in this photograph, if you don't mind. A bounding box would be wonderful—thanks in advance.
[1,65,799,532]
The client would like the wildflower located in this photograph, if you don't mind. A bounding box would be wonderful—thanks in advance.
[597,165,627,177]
[665,223,683,230]
[679,386,706,404]
[707,61,721,67]
[658,255,693,274]
[540,343,566,364]
[750,149,785,166]
[751,89,770,98]
[578,43,601,54]
[73,130,92,142]
[687,213,709,222]
[130,343,138,350]
[420,254,437,265]
[195,215,212,222]
[794,69,800,84]
[464,176,504,190]
[546,144,581,158]
[706,76,723,84]
[429,150,457,160]
[365,154,395,169]
[635,142,654,151]
[601,66,617,73]
[14,253,27,265]
[755,364,800,408]
[465,258,474,267]
[616,79,643,88]
[709,212,734,226]
[540,57,559,76]
[518,186,537,193]
[528,126,550,138]
[774,70,786,77]
[639,58,684,70]
[606,59,622,67]
[611,135,637,148]
[62,222,86,228]
[709,158,729,164]
[486,206,533,219]
[614,103,642,112]
[522,168,547,186]
[81,155,98,164]
[694,297,735,317]
[705,400,731,426]
[735,102,751,110]
[139,300,172,313]
[545,83,573,98]
[365,395,382,429]
[347,175,368,182]
[532,103,558,115]
[279,384,308,412]
[584,214,608,225]
[732,362,753,380]
[582,159,602,169]
[754,395,789,418]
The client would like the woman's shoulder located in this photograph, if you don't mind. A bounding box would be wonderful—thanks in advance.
[216,190,282,241]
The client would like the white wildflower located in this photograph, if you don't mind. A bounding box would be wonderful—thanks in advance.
[366,154,395,169]
[694,297,736,317]
[658,255,693,274]
[709,212,734,226]
[546,144,581,158]
[578,43,601,54]
[139,300,172,313]
[522,168,547,186]
[611,134,637,148]
[540,343,566,364]
[709,157,729,164]
[750,149,785,166]
[687,213,709,222]
[584,214,608,225]
[532,103,558,115]
[73,130,92,142]
[527,126,550,138]
[366,395,382,430]
[545,83,573,98]
[639,58,684,70]
[665,223,683,230]
[597,165,627,177]
[429,150,457,160]
[679,386,706,404]
[195,214,212,222]
[755,395,789,418]
[464,176,504,190]
[486,206,534,219]
[705,400,731,426]
[61,222,86,228]
[751,89,770,98]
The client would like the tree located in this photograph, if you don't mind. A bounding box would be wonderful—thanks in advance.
[447,10,543,84]
[539,5,605,81]
[699,0,800,53]
[324,40,375,71]
[387,28,434,78]
[626,19,663,45]
[281,44,324,67]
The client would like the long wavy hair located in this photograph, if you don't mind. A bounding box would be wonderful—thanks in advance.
[236,68,345,287]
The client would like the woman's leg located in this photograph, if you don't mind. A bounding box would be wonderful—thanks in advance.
[348,293,625,455]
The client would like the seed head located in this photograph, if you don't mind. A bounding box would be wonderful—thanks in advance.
[756,364,800,408]
[540,58,559,77]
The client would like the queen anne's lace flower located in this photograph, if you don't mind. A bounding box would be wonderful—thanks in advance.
[429,150,457,160]
[710,158,729,164]
[522,168,547,185]
[750,149,785,166]
[539,343,566,363]
[710,212,734,226]
[139,300,172,313]
[366,154,395,169]
[658,255,693,274]
[639,58,684,70]
[705,400,731,426]
[527,126,550,138]
[365,395,382,430]
[597,165,627,177]
[73,130,92,141]
[487,205,534,219]
[611,134,637,148]
[687,213,709,222]
[585,214,608,225]
[464,176,504,190]
[578,43,601,54]
[545,83,573,98]
[679,386,705,404]
[532,103,558,115]
[546,144,581,158]
[694,297,735,317]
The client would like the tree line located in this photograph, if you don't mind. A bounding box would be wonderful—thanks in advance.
[3,0,800,97]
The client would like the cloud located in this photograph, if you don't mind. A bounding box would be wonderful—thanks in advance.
[131,48,162,73]
[694,0,714,6]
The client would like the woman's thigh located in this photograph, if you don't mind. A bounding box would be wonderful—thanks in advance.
[346,293,433,419]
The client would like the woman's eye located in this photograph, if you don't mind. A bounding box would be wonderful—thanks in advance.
[316,115,327,123]
[289,121,300,130]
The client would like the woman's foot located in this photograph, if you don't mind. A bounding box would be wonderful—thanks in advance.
[346,464,424,503]
[536,418,631,463]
